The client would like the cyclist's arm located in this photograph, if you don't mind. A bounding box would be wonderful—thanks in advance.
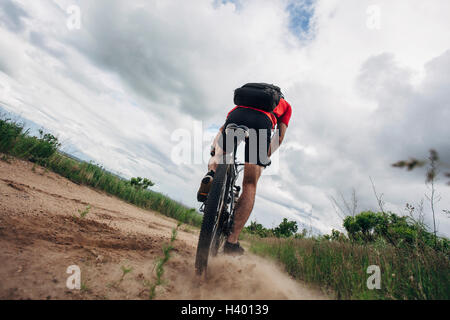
[268,122,287,157]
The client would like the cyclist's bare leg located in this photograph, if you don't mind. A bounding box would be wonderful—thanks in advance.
[207,146,224,172]
[207,126,225,172]
[227,163,262,244]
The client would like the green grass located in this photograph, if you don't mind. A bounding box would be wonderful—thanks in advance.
[0,117,202,228]
[248,236,450,300]
[120,266,133,282]
[77,205,91,219]
[80,281,91,293]
[148,222,182,299]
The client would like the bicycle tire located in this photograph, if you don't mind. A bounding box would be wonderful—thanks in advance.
[195,164,229,275]
[210,167,233,257]
[210,207,228,257]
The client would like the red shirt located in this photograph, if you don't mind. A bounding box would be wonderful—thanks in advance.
[227,98,292,129]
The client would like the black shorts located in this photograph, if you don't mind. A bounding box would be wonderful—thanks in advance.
[220,107,272,167]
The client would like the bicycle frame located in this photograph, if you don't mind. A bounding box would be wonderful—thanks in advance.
[195,125,250,275]
[196,123,273,275]
[224,139,245,234]
[199,134,246,254]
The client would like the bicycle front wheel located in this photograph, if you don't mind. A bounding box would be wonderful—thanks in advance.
[195,164,229,276]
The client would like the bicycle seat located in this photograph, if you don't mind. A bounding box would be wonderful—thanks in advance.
[225,123,250,138]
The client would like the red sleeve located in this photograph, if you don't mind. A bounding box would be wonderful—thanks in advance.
[278,100,292,126]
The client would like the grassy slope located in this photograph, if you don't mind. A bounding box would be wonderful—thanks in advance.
[0,117,202,227]
[246,235,449,300]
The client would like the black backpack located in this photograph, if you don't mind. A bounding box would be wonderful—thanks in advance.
[234,83,283,112]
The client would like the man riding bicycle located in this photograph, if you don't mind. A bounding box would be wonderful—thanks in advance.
[197,83,292,256]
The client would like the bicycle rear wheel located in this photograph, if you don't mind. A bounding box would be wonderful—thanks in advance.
[210,167,233,257]
[195,164,229,276]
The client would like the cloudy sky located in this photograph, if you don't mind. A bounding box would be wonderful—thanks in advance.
[1,0,449,236]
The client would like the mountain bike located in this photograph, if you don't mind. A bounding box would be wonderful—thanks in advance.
[194,123,250,276]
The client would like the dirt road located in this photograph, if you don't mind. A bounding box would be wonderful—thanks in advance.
[0,158,328,300]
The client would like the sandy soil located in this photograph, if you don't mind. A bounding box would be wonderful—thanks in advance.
[0,157,329,300]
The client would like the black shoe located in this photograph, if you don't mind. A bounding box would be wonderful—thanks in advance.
[223,241,245,256]
[197,170,215,202]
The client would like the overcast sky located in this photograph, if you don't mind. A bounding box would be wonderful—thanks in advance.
[1,0,449,236]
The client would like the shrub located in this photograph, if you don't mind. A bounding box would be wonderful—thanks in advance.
[343,211,448,250]
[273,218,298,238]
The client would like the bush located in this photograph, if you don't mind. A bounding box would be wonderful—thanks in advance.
[0,119,60,163]
[273,218,298,238]
[343,211,448,250]
[245,219,302,238]
[0,118,24,153]
[244,221,274,238]
[130,177,155,190]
